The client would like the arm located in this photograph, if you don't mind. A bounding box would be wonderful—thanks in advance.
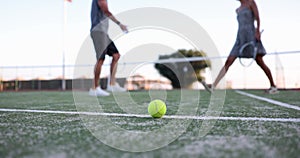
[98,0,128,32]
[250,0,261,40]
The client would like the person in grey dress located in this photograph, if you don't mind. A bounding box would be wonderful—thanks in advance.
[203,0,278,94]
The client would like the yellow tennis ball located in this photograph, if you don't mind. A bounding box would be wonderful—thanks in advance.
[148,99,167,118]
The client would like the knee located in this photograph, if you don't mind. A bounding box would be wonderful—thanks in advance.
[94,60,103,72]
[112,53,120,61]
[224,65,230,71]
[223,57,236,71]
[96,59,104,66]
[224,60,233,69]
[255,60,262,66]
[255,56,265,67]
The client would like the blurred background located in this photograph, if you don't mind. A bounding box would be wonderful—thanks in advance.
[0,0,299,91]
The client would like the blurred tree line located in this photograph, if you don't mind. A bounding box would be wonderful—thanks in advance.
[155,49,211,89]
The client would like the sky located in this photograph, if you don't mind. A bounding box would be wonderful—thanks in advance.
[0,0,299,88]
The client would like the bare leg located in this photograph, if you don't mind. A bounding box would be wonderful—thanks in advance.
[110,53,120,85]
[93,59,104,89]
[213,56,237,87]
[255,55,276,87]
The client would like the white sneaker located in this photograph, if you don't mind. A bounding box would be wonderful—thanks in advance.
[107,83,126,92]
[89,87,110,96]
[265,86,279,94]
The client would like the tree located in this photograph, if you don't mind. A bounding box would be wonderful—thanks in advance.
[154,49,211,89]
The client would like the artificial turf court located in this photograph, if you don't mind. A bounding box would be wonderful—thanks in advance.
[0,90,299,158]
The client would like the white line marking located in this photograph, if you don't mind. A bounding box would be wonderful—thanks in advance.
[0,108,299,123]
[235,90,300,111]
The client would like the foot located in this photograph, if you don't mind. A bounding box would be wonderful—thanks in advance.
[89,87,110,96]
[265,86,279,94]
[107,83,126,92]
[201,81,213,93]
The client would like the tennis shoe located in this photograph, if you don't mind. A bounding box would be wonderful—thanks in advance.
[107,83,126,92]
[265,86,279,94]
[89,87,110,96]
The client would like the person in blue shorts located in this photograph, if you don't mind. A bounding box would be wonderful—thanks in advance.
[203,0,278,94]
[89,0,128,96]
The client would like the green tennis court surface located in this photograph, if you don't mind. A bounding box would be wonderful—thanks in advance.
[0,90,299,158]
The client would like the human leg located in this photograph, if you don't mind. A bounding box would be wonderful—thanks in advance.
[110,53,120,86]
[202,56,236,93]
[255,55,278,94]
[93,59,104,88]
[89,59,110,96]
[90,31,111,96]
[105,42,126,92]
[255,55,276,87]
[213,56,237,88]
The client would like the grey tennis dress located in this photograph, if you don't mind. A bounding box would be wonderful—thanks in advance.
[229,7,266,58]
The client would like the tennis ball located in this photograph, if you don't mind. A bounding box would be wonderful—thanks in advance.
[148,99,167,118]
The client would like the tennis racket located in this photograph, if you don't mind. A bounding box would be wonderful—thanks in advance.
[239,30,264,67]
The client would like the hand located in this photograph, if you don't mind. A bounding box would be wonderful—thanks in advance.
[119,23,128,33]
[255,29,261,41]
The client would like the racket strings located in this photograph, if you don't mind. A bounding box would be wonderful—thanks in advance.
[239,41,257,67]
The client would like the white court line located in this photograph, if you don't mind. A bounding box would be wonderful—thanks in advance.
[0,108,299,123]
[235,90,300,111]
